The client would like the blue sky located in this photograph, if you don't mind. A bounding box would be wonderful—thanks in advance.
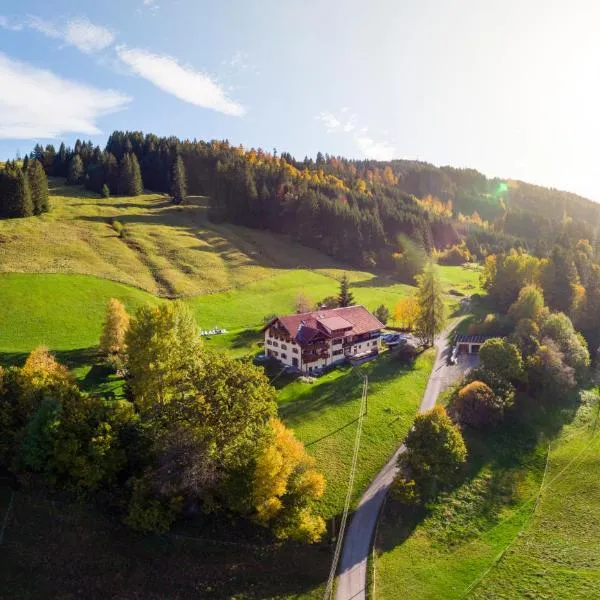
[2,0,600,199]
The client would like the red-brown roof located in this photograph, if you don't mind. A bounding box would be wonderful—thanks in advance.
[273,305,383,341]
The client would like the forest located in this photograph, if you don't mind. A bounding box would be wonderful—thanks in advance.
[15,131,600,275]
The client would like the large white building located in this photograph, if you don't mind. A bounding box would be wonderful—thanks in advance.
[263,305,384,374]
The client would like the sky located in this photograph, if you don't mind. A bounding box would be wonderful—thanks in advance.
[2,0,600,199]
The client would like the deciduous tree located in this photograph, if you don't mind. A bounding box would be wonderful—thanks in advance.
[414,262,445,345]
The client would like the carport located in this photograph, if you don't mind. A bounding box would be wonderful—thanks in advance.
[455,334,492,354]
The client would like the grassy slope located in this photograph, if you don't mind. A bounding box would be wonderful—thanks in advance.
[374,394,600,600]
[279,350,436,520]
[469,394,600,599]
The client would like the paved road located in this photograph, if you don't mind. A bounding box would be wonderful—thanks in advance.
[335,324,475,600]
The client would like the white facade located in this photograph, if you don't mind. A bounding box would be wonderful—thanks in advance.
[264,328,380,373]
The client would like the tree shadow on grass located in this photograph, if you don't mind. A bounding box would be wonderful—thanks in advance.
[376,389,584,556]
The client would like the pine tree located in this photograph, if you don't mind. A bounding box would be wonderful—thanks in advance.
[337,274,355,307]
[54,142,68,178]
[130,152,143,195]
[0,164,33,218]
[414,262,446,346]
[22,155,29,171]
[27,159,49,215]
[103,152,119,194]
[67,154,84,184]
[118,153,143,196]
[170,154,187,204]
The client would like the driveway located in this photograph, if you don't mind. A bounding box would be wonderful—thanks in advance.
[335,323,476,600]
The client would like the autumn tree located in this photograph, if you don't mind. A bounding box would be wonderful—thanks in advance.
[454,380,506,428]
[250,418,325,542]
[393,296,420,330]
[100,299,130,369]
[126,302,204,411]
[508,285,547,324]
[337,274,355,307]
[414,262,445,345]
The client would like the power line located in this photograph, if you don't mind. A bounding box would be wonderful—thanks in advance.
[323,372,368,600]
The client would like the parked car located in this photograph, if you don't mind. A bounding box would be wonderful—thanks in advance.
[382,333,408,346]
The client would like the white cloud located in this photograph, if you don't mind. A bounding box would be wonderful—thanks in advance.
[0,16,24,31]
[316,109,394,159]
[116,46,245,116]
[355,136,395,161]
[0,53,130,139]
[26,15,115,53]
[64,18,115,53]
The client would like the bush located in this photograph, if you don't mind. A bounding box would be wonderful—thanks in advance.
[437,242,472,265]
[454,380,505,428]
[111,219,125,238]
[101,183,110,198]
[479,338,523,381]
[400,405,467,500]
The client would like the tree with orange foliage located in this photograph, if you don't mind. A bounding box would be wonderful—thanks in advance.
[252,418,325,542]
[393,296,420,330]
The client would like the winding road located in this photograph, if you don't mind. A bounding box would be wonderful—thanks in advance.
[335,323,474,600]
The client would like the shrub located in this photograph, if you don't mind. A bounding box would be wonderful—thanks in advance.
[455,380,505,428]
[101,183,110,198]
[479,338,523,381]
[400,405,467,500]
[111,219,125,238]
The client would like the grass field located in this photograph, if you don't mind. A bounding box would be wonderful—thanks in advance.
[279,349,436,519]
[468,391,600,599]
[373,392,600,600]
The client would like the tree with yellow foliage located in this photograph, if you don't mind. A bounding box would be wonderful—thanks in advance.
[252,418,325,543]
[100,298,130,366]
[393,296,420,330]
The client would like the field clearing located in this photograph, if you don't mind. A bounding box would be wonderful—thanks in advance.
[279,349,435,519]
[469,394,600,599]
[374,393,600,600]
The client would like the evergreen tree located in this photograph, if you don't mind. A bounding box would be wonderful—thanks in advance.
[103,152,119,194]
[101,184,110,198]
[27,159,49,215]
[67,154,84,184]
[43,145,56,175]
[414,262,446,346]
[0,164,33,218]
[22,155,29,171]
[337,274,355,307]
[54,142,68,177]
[118,153,143,196]
[170,154,187,204]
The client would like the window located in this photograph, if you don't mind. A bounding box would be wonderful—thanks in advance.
[281,344,287,350]
[272,341,279,347]
[333,338,342,345]
[292,347,298,354]
[266,339,272,345]
[333,349,343,356]
[372,341,378,346]
[267,350,273,357]
[281,353,287,359]
[273,351,278,357]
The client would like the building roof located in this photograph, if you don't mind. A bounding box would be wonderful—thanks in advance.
[271,305,383,341]
[455,334,497,344]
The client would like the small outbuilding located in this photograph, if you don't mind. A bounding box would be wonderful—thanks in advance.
[455,334,493,355]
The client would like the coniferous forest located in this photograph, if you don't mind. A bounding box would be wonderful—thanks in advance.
[9,131,600,276]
